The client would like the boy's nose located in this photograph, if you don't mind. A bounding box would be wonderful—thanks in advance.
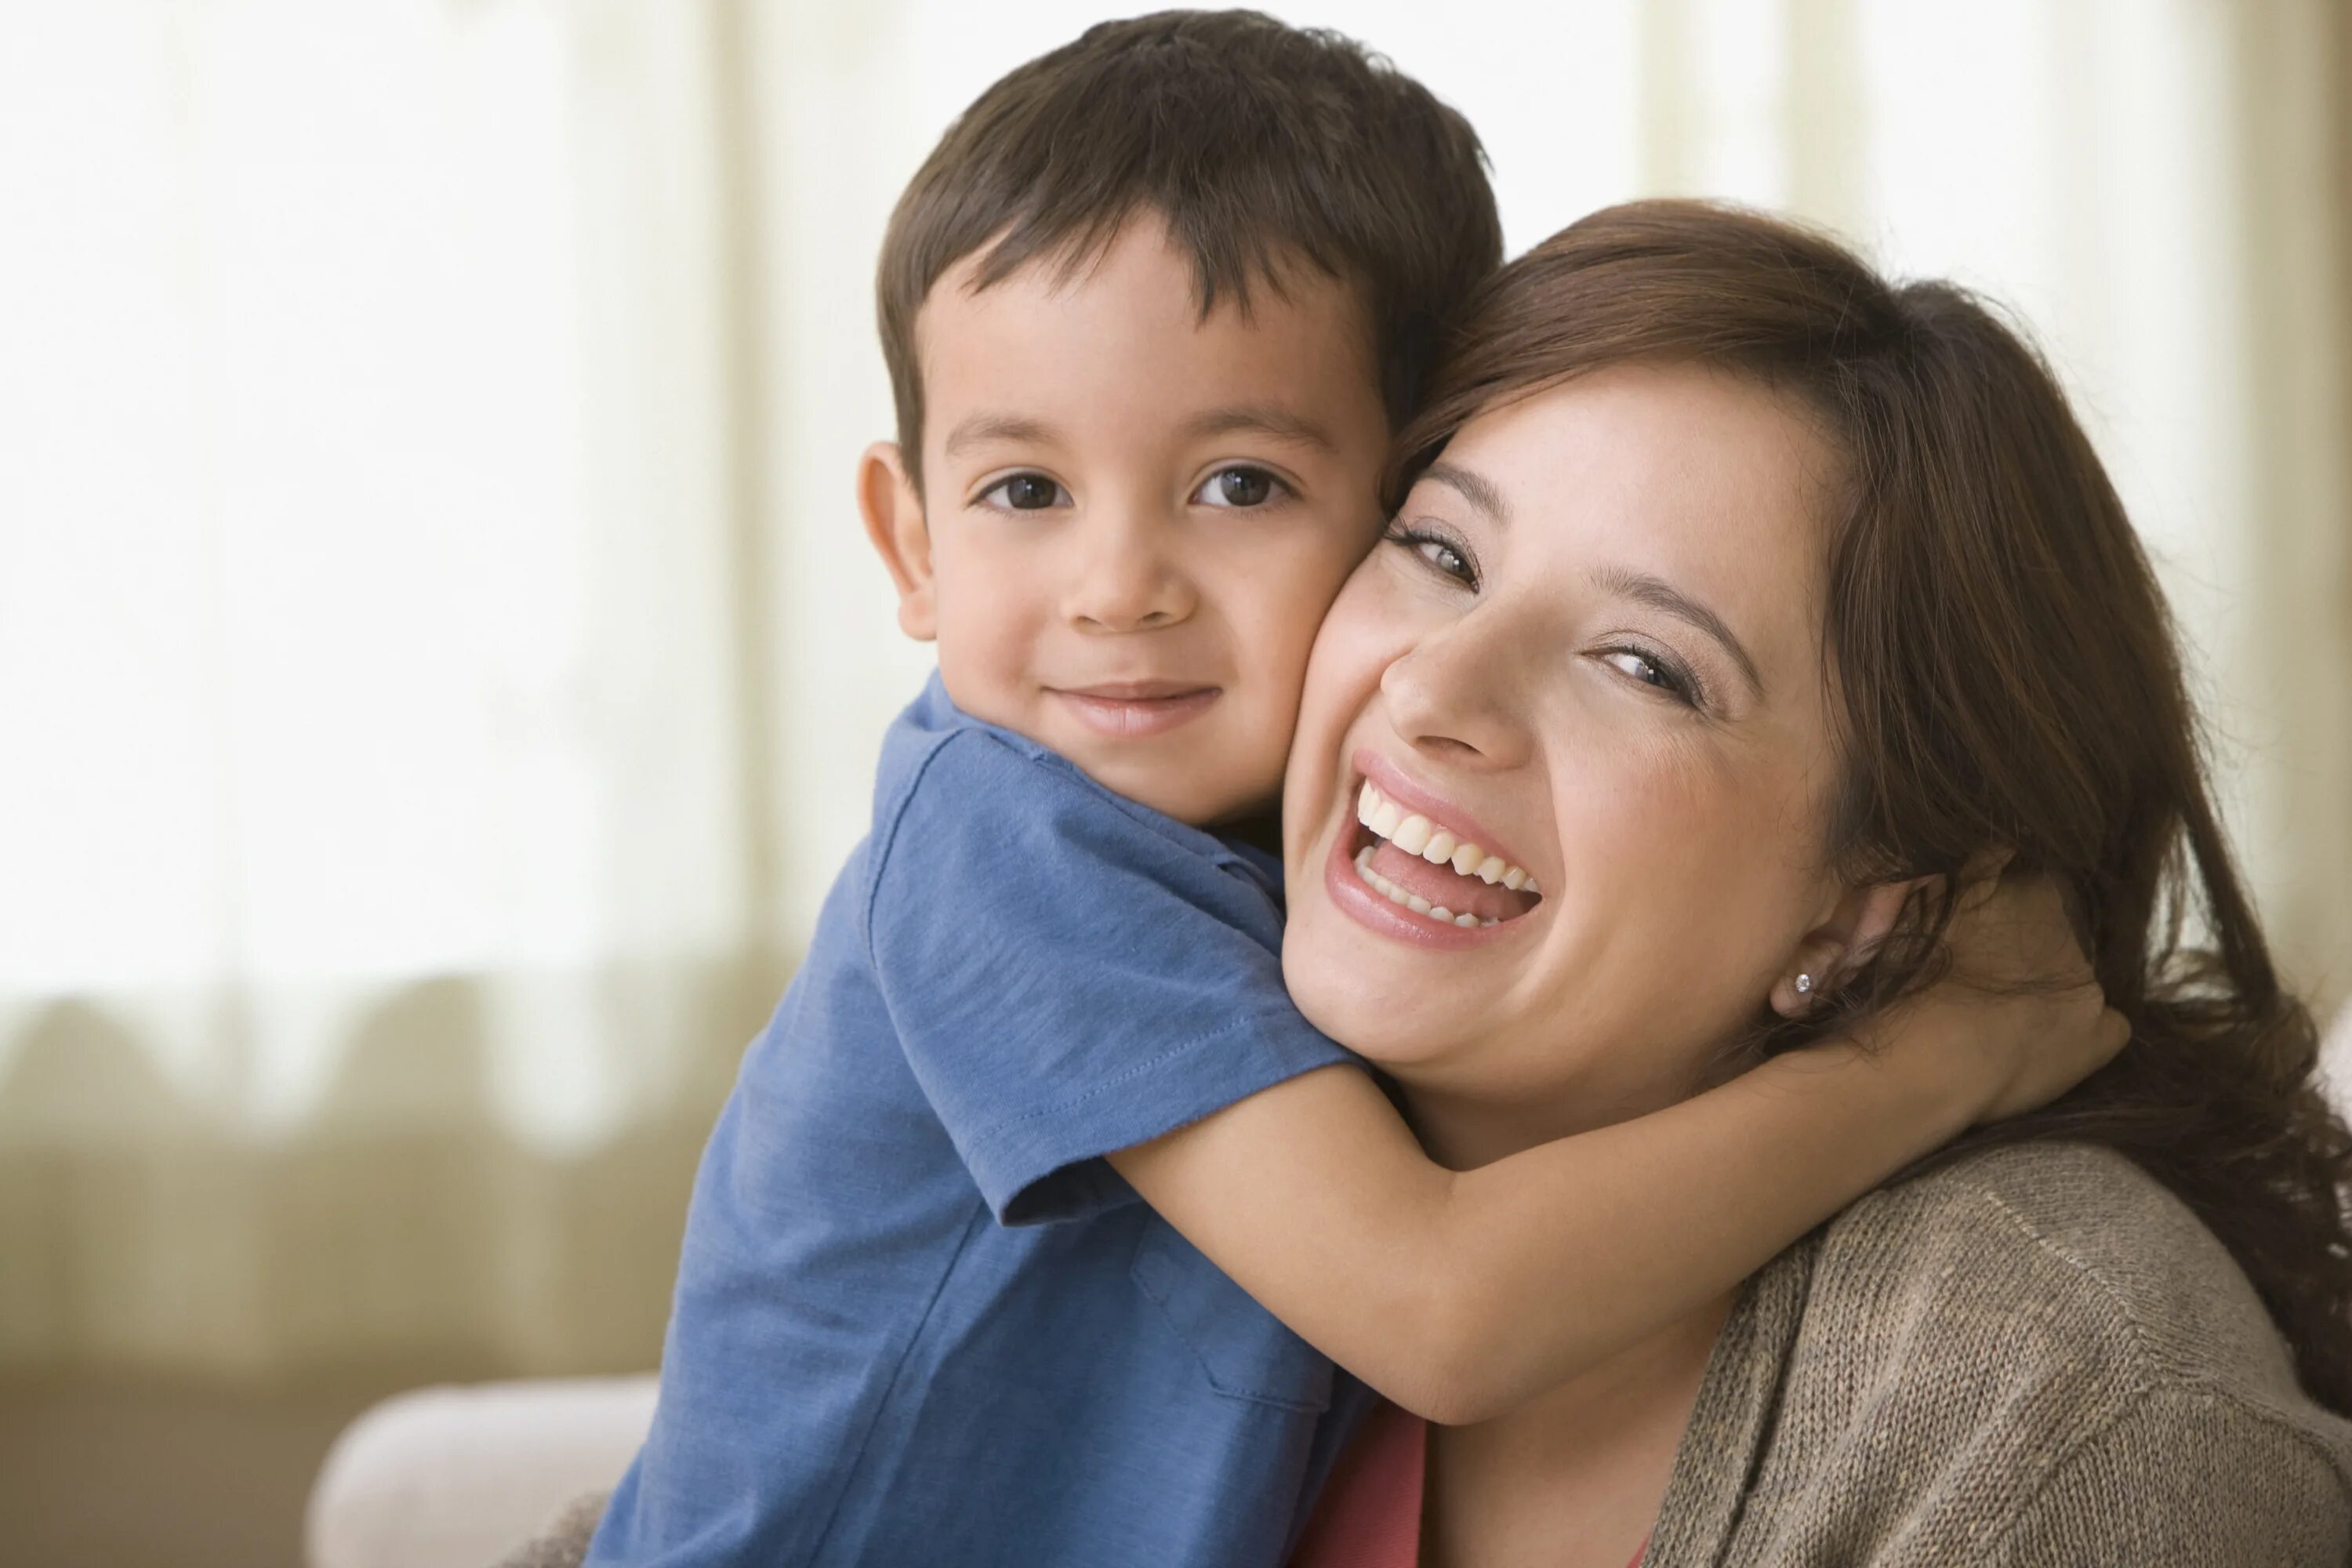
[1063,514,1196,633]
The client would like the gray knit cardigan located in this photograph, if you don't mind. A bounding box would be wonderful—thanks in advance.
[499,1142,2352,1566]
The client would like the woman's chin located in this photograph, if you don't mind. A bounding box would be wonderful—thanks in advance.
[1281,918,1472,1075]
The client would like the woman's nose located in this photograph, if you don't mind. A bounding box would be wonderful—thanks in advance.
[1378,616,1530,770]
[1062,506,1196,633]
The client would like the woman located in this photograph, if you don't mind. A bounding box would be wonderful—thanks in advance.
[1277,201,2352,1563]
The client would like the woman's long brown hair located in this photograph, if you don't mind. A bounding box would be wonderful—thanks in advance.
[1396,200,2352,1414]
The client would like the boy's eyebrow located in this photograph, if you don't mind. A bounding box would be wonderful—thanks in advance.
[942,413,1060,457]
[1592,564,1766,697]
[1182,405,1338,452]
[1423,459,1512,525]
[942,405,1341,460]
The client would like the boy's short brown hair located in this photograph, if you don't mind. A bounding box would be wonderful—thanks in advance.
[877,9,1501,486]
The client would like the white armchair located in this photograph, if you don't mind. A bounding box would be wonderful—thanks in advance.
[304,1376,655,1568]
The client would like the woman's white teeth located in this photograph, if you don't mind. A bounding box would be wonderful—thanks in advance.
[1352,843,1499,927]
[1353,781,1537,894]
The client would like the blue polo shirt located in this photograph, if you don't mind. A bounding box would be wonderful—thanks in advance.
[590,677,1371,1567]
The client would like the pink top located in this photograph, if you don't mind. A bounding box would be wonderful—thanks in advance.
[1287,1402,1651,1568]
[1289,1399,1426,1568]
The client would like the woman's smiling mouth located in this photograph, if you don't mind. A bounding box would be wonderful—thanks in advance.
[1323,753,1543,946]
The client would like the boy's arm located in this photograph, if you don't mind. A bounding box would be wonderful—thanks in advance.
[1108,885,2126,1426]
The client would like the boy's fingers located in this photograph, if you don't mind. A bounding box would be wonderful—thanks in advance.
[1956,848,2014,891]
[2097,1007,2131,1058]
[1950,869,2004,922]
[1947,881,2106,1010]
[1949,875,2057,959]
[1949,863,2050,944]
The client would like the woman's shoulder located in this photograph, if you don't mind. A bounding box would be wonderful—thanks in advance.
[1823,1139,2302,1392]
[1800,1140,2343,1421]
[1706,1139,2352,1562]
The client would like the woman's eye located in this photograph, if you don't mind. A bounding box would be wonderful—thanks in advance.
[1602,648,1690,699]
[980,474,1069,510]
[1382,525,1476,586]
[1192,466,1284,509]
[1417,539,1472,583]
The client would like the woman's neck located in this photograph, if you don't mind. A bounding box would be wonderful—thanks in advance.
[1420,1291,1730,1568]
[1394,1072,1733,1567]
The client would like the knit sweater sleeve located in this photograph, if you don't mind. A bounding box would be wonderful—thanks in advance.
[1682,1147,2352,1568]
[1984,1387,2352,1566]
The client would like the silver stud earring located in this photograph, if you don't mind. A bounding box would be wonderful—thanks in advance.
[1794,972,1813,996]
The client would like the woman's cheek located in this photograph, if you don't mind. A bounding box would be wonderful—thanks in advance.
[1552,739,1785,1011]
[1350,559,1454,676]
[1297,568,1406,731]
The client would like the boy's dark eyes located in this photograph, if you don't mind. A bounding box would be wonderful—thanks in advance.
[978,473,1071,511]
[1192,466,1287,509]
[974,466,1290,512]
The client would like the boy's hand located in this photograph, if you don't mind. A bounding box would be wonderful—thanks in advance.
[1896,871,2129,1126]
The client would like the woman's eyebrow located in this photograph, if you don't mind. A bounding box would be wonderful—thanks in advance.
[1593,565,1766,697]
[1424,460,1512,525]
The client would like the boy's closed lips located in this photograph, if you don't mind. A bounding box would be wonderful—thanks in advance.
[1048,679,1221,738]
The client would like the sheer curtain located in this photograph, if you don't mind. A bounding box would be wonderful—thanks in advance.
[0,0,818,1378]
[2,0,2344,1381]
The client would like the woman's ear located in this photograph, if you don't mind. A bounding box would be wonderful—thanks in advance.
[1769,874,1937,1018]
[859,441,937,641]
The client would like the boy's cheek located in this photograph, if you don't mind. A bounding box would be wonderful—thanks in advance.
[1255,524,1383,643]
[926,599,1035,735]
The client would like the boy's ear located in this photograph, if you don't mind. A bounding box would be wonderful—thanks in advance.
[1769,874,1936,1018]
[859,441,937,641]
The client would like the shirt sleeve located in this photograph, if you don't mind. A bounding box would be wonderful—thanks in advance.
[865,728,1354,1226]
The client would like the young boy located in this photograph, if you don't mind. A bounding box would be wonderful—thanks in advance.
[587,13,2113,1566]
